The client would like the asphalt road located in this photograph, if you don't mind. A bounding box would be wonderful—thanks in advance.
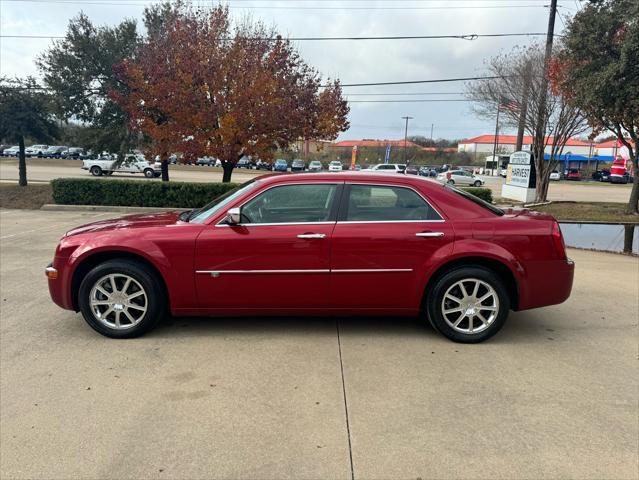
[1,209,638,480]
[0,158,633,203]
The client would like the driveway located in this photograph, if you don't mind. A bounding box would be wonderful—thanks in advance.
[1,209,637,479]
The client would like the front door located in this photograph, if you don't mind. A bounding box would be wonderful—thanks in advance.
[330,183,454,310]
[194,182,342,310]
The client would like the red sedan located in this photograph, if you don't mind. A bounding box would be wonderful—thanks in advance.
[46,172,574,343]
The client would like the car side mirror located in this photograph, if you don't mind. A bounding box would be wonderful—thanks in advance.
[226,207,241,225]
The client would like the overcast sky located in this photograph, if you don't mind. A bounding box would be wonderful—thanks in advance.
[0,0,580,141]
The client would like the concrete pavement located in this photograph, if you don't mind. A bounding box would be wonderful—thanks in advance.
[1,209,637,479]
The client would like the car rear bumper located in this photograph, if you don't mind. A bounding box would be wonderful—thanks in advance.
[518,258,575,310]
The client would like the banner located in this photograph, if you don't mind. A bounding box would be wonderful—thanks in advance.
[351,145,357,170]
[384,145,391,164]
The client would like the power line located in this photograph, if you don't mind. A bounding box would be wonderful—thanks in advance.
[345,92,465,96]
[0,32,552,40]
[347,99,470,103]
[0,0,564,9]
[326,76,503,87]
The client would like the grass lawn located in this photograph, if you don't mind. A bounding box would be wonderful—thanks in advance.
[0,183,53,209]
[531,201,639,223]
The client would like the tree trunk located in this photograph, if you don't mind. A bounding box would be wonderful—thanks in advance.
[161,159,169,182]
[222,161,234,183]
[623,225,635,254]
[626,152,639,215]
[18,135,27,187]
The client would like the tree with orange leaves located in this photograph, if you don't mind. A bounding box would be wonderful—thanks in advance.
[113,4,349,182]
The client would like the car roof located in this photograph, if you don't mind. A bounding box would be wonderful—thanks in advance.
[255,170,442,188]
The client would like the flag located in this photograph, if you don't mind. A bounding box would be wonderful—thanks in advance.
[384,144,391,164]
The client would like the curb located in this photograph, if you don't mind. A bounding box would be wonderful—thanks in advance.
[41,204,180,213]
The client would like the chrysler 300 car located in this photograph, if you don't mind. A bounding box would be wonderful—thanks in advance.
[46,172,574,343]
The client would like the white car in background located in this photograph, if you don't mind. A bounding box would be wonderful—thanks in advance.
[368,163,407,173]
[82,154,161,178]
[437,169,485,187]
[25,144,48,157]
[550,171,561,181]
[328,161,343,172]
[3,146,20,156]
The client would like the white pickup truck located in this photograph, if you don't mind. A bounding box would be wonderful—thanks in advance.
[82,154,161,178]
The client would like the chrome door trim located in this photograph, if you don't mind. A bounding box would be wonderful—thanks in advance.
[216,221,335,228]
[331,268,413,273]
[337,219,445,224]
[196,268,413,276]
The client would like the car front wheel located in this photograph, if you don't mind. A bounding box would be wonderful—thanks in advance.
[90,166,102,176]
[78,259,165,338]
[473,180,482,187]
[425,266,510,343]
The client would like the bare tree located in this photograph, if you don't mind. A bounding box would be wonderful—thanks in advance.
[467,44,589,202]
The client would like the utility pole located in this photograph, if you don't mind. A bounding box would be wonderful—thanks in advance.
[402,116,413,166]
[430,123,434,143]
[492,102,501,165]
[533,0,558,189]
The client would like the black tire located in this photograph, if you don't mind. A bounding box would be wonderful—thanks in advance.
[473,180,482,187]
[78,259,166,339]
[425,266,510,343]
[143,168,155,178]
[448,179,455,185]
[90,166,102,176]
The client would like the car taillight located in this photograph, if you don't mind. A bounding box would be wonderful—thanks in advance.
[551,221,566,260]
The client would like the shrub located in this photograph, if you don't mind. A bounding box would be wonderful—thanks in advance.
[460,187,493,203]
[51,178,239,208]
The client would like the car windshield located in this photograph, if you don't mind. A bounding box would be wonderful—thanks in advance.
[275,160,286,165]
[330,161,340,166]
[445,184,503,216]
[188,180,260,224]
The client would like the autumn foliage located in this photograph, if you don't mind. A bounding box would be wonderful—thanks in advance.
[112,5,349,182]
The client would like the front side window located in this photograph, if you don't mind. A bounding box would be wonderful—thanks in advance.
[241,184,338,224]
[344,184,441,222]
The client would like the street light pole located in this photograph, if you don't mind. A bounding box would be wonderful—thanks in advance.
[402,116,413,167]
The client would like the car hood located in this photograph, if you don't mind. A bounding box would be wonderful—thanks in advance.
[65,211,181,237]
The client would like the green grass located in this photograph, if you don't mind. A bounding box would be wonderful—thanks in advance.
[531,201,638,223]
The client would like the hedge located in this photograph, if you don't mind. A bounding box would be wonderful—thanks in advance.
[460,187,493,203]
[51,178,238,208]
[51,178,494,209]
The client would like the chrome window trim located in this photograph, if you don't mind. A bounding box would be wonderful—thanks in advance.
[343,182,445,222]
[196,268,413,276]
[214,181,343,227]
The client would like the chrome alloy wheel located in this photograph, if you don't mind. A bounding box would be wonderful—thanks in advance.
[89,274,148,329]
[441,278,499,334]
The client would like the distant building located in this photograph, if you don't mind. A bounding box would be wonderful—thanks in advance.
[332,139,421,148]
[457,135,593,156]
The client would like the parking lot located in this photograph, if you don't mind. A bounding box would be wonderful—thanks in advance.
[0,158,633,203]
[1,208,638,479]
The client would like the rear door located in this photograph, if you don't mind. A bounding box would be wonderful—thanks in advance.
[330,182,454,310]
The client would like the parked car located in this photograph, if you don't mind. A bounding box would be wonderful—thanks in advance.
[419,167,437,177]
[61,147,85,159]
[368,163,406,173]
[82,154,161,178]
[25,144,49,157]
[43,146,68,158]
[565,169,582,181]
[3,146,20,157]
[500,168,508,178]
[236,157,254,169]
[405,166,419,175]
[328,161,343,172]
[591,169,611,182]
[46,172,574,343]
[256,160,272,171]
[273,159,288,172]
[437,169,485,187]
[196,156,216,166]
[549,171,561,181]
[308,160,323,172]
[291,159,306,172]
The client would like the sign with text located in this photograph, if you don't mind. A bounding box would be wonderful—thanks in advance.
[506,151,536,188]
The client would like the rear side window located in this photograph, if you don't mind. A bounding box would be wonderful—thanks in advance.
[344,185,442,222]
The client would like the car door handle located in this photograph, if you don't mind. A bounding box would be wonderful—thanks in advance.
[297,233,326,239]
[415,232,445,238]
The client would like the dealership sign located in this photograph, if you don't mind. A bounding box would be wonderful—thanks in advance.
[502,151,537,202]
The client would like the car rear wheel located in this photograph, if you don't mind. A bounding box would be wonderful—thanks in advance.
[425,266,510,343]
[143,168,155,178]
[447,179,455,185]
[78,259,165,338]
[90,166,102,176]
[473,180,482,187]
